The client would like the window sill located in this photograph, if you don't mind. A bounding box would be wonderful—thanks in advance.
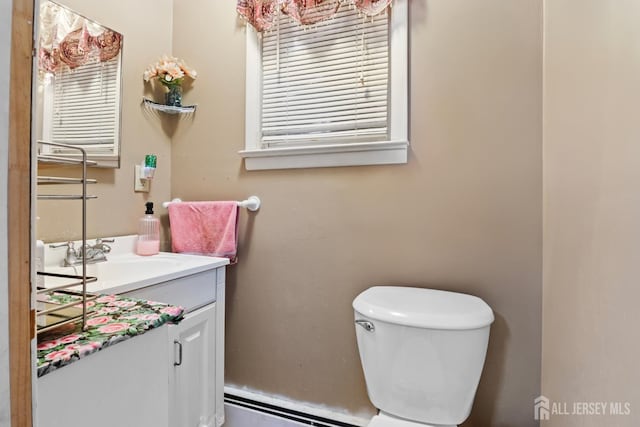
[239,140,409,171]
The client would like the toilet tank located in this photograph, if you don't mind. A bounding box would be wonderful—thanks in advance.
[353,287,494,426]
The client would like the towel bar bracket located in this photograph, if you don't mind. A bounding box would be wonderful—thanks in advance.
[238,196,260,212]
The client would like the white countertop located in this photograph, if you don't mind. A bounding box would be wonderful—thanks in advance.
[40,235,229,295]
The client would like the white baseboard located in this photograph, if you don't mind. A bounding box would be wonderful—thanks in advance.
[224,385,370,427]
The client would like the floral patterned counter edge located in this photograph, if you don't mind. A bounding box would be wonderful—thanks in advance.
[36,292,184,377]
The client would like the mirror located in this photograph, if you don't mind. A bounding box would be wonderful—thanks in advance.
[36,1,123,168]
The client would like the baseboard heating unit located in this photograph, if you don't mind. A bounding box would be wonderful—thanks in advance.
[224,390,368,427]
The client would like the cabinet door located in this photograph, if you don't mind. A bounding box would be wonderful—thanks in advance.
[168,303,216,427]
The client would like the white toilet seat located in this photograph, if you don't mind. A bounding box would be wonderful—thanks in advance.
[367,412,456,427]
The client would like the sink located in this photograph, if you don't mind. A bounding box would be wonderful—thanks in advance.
[42,236,229,294]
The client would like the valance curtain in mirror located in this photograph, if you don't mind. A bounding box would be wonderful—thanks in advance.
[237,0,393,32]
[38,2,122,73]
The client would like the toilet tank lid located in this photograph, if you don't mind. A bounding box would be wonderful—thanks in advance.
[353,286,494,330]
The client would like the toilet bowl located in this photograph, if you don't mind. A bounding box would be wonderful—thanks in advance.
[353,286,494,427]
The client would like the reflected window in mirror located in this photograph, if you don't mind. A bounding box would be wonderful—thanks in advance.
[37,1,123,168]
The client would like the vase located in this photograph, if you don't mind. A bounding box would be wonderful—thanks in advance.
[165,84,183,107]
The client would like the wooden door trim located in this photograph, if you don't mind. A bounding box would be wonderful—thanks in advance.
[9,0,34,425]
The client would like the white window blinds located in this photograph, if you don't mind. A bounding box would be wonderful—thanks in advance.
[49,54,120,153]
[261,7,389,148]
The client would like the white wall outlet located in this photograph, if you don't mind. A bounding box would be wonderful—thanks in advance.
[134,165,150,192]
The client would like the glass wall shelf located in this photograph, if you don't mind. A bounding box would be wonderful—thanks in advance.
[143,98,197,114]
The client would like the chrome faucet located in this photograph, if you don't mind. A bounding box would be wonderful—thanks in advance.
[50,238,115,266]
[49,241,79,266]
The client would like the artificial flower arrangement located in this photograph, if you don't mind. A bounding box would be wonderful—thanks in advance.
[143,55,197,87]
[144,55,197,106]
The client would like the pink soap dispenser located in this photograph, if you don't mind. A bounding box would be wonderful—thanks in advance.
[136,202,160,256]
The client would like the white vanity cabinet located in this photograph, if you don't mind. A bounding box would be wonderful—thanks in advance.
[37,261,227,427]
[124,265,227,427]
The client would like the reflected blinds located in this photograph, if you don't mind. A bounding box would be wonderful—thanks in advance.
[261,7,389,148]
[50,54,120,152]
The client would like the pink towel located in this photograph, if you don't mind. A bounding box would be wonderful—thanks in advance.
[168,201,239,263]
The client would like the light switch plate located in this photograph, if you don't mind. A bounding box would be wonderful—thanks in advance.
[134,165,150,192]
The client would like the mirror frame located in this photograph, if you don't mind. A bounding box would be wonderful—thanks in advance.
[36,0,123,168]
[8,0,34,424]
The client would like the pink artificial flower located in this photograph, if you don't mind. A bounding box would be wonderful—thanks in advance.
[86,315,112,326]
[97,322,131,334]
[143,67,158,82]
[164,63,184,80]
[178,59,197,79]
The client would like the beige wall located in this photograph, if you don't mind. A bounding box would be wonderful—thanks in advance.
[31,0,640,425]
[172,1,542,425]
[36,0,174,245]
[543,1,640,425]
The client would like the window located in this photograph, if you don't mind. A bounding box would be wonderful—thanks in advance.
[241,0,408,170]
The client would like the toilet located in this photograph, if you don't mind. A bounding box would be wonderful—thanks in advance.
[353,286,494,427]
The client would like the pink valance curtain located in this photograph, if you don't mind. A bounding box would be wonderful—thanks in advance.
[38,2,123,74]
[40,28,122,73]
[237,0,393,32]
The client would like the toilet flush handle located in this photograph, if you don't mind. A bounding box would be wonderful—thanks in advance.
[355,319,375,332]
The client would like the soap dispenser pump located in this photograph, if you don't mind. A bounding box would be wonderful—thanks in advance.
[136,202,160,256]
